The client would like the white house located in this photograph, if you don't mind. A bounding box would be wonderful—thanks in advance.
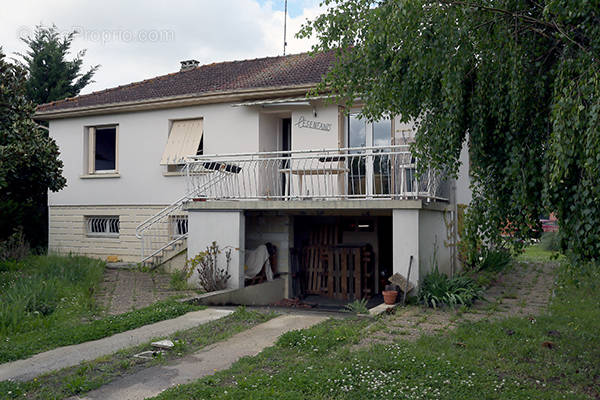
[36,51,471,304]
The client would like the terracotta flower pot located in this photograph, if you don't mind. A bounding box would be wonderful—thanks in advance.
[382,290,398,305]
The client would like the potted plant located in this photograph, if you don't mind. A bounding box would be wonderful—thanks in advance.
[382,284,398,305]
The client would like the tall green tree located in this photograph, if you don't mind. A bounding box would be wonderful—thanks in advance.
[299,0,600,264]
[0,48,66,247]
[19,25,99,105]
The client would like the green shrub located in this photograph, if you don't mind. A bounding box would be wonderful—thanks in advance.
[477,248,512,272]
[419,269,483,308]
[540,231,560,252]
[344,298,369,314]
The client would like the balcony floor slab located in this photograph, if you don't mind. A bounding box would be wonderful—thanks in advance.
[183,199,449,213]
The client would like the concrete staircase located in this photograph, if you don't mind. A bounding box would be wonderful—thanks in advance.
[142,237,187,270]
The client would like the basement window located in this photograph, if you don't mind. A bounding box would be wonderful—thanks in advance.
[161,119,204,169]
[86,125,118,174]
[86,216,120,237]
[170,215,188,238]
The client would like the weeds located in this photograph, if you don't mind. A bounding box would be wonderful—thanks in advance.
[344,298,369,314]
[0,228,29,262]
[169,268,192,291]
[476,248,511,272]
[0,255,104,337]
[419,269,483,308]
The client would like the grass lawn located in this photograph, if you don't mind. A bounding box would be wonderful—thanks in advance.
[0,255,204,363]
[152,252,599,399]
[518,243,563,263]
[0,307,275,399]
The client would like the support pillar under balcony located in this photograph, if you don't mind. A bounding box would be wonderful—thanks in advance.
[187,210,245,289]
[392,209,420,292]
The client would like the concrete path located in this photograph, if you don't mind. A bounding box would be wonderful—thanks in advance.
[74,314,327,400]
[0,308,232,382]
[357,261,557,347]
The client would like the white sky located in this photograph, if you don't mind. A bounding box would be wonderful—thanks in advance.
[0,0,324,94]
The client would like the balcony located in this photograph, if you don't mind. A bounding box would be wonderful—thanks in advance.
[184,145,449,202]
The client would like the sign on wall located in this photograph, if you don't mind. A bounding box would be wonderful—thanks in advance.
[294,116,332,132]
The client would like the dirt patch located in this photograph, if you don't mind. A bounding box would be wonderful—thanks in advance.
[95,269,197,315]
[356,261,557,348]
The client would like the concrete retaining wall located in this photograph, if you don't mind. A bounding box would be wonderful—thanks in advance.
[192,278,285,306]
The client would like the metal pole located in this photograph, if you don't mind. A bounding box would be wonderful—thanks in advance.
[402,255,413,305]
[283,0,288,55]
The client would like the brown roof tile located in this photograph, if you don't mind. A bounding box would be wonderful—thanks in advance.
[36,51,336,114]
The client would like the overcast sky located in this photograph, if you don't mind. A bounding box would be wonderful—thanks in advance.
[0,0,325,94]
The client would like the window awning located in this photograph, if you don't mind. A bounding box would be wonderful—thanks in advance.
[232,95,332,107]
[160,119,203,165]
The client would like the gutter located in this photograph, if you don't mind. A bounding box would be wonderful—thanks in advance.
[34,85,319,120]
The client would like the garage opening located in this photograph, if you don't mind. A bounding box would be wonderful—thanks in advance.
[291,215,392,309]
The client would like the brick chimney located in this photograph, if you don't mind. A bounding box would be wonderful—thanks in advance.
[180,60,200,71]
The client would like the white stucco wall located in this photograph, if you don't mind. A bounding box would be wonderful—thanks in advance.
[187,210,245,289]
[419,209,453,277]
[291,105,339,151]
[392,208,454,292]
[392,209,420,290]
[48,102,259,206]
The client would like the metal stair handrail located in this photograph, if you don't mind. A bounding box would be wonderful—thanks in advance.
[139,233,188,265]
[135,171,225,240]
[135,166,231,264]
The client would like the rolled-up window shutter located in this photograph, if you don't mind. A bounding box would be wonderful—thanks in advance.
[160,119,203,165]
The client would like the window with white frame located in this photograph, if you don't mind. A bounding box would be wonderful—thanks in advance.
[86,216,120,237]
[161,119,204,170]
[86,125,118,174]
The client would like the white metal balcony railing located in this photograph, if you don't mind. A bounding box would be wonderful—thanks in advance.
[184,145,449,202]
[136,145,447,266]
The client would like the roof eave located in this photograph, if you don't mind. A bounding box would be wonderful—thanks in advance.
[34,84,321,120]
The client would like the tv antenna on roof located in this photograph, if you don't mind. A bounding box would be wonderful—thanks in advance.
[283,0,288,55]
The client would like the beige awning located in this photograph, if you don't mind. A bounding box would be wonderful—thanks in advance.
[160,119,203,165]
[231,95,332,107]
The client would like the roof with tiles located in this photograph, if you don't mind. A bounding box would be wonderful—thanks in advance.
[36,51,336,114]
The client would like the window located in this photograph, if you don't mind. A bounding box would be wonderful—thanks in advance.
[86,216,119,237]
[170,215,188,238]
[347,114,393,195]
[347,114,392,148]
[161,119,203,166]
[87,125,118,174]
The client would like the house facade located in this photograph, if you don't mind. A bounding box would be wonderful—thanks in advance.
[37,52,471,302]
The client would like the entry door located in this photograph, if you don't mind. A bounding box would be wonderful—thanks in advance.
[347,114,392,196]
[281,118,292,195]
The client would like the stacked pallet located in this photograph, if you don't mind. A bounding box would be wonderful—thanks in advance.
[301,224,372,300]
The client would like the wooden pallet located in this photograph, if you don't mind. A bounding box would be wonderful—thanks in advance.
[303,245,327,295]
[301,223,374,300]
